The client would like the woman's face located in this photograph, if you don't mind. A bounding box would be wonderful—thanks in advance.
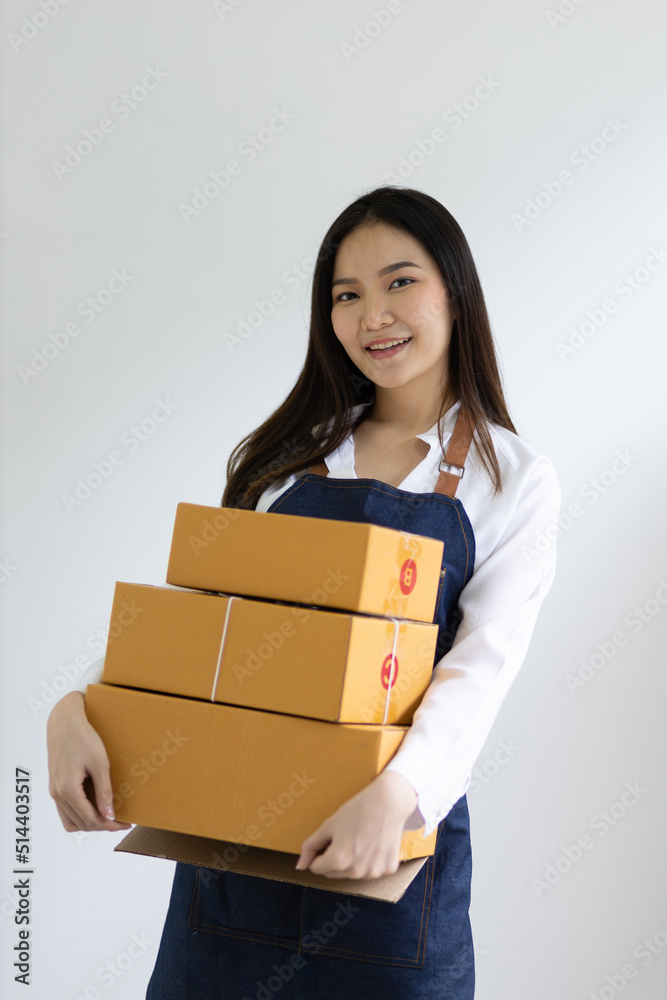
[330,222,456,394]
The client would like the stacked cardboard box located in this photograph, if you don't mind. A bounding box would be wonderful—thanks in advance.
[86,502,444,860]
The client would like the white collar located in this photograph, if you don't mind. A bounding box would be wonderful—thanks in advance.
[313,400,462,474]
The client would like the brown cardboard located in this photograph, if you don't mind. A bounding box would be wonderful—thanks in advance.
[102,582,438,724]
[166,503,444,622]
[114,825,430,903]
[85,683,436,860]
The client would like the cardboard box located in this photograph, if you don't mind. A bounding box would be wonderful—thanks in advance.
[102,582,438,724]
[166,503,444,622]
[115,826,431,903]
[85,683,436,860]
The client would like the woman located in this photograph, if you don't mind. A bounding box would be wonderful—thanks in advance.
[48,185,560,998]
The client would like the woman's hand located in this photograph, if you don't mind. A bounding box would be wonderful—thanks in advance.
[46,691,132,833]
[296,771,420,879]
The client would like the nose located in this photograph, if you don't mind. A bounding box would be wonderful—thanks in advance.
[360,291,393,331]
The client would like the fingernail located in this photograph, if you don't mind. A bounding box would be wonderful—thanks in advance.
[102,805,115,821]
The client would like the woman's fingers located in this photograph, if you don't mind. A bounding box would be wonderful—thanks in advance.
[52,770,131,832]
[52,769,108,830]
[296,825,331,870]
[85,758,116,822]
[307,838,392,880]
[52,782,131,833]
[314,843,400,880]
[54,802,80,833]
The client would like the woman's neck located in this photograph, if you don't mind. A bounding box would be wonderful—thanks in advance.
[366,381,451,437]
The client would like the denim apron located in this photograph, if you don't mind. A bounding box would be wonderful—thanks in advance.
[146,410,477,1000]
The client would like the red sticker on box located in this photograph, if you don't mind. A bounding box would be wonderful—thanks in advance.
[381,654,399,690]
[399,558,417,594]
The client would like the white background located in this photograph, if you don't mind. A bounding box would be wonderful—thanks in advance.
[1,1,666,997]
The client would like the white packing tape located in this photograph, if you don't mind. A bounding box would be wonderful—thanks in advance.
[210,595,237,702]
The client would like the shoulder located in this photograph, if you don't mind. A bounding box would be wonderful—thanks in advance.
[471,419,560,499]
[457,419,561,566]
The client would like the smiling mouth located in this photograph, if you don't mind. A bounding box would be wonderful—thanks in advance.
[365,337,412,352]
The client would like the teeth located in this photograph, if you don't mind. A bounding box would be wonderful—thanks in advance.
[367,338,410,351]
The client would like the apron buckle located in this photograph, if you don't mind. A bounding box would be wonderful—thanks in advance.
[438,457,465,479]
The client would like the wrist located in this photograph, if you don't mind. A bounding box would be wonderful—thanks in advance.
[47,690,86,727]
[372,770,418,821]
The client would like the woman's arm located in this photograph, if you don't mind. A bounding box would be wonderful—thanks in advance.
[46,690,131,833]
[383,456,562,833]
[297,452,560,877]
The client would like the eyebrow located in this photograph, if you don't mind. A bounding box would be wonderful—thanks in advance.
[332,260,422,289]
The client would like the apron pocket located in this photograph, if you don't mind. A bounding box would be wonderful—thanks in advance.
[298,852,436,968]
[188,867,305,948]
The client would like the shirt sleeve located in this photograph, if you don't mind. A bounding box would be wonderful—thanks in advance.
[384,457,561,835]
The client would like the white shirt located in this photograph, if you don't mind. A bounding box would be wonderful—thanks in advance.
[77,400,561,836]
[255,400,561,834]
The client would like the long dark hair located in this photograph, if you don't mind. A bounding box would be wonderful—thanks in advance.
[222,185,516,509]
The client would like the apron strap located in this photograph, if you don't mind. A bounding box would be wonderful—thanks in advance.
[307,408,475,498]
[434,408,474,498]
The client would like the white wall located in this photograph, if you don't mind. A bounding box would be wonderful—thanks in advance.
[1,1,666,997]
